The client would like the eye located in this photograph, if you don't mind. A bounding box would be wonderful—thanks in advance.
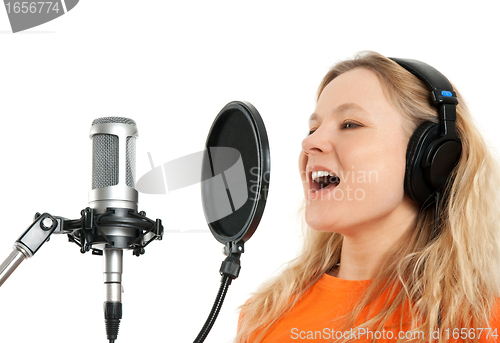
[308,121,362,135]
[341,121,362,129]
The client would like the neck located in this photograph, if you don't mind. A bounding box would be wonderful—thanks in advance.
[331,196,418,281]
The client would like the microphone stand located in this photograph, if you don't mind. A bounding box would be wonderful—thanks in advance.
[0,209,163,342]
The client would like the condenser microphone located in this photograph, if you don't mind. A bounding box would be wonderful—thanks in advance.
[0,116,162,343]
[88,117,141,343]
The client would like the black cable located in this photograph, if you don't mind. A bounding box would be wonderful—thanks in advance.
[433,191,440,240]
[193,275,233,343]
[437,308,442,328]
[433,191,442,329]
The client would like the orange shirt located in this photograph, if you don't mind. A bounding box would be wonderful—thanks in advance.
[243,273,500,342]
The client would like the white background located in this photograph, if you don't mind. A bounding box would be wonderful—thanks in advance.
[0,1,499,342]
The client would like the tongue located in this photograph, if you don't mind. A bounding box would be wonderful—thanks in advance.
[316,176,338,189]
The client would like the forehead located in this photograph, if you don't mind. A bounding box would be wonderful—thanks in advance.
[312,68,397,122]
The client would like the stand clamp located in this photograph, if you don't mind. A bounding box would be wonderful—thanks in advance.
[0,213,58,287]
[220,241,243,281]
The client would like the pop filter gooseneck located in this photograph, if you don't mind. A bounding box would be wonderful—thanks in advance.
[194,101,270,342]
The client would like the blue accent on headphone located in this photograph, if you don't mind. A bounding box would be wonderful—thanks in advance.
[441,90,453,97]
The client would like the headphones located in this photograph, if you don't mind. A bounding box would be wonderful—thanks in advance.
[389,58,462,208]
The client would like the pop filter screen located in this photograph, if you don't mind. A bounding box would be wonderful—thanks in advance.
[201,101,270,244]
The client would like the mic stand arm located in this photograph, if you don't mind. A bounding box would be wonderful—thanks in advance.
[0,213,59,288]
[193,241,243,343]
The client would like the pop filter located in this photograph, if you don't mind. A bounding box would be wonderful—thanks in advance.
[193,101,269,343]
[201,101,270,245]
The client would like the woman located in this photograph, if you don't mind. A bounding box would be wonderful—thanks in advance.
[235,51,500,343]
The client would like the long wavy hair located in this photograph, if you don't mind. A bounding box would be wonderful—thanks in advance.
[235,51,500,343]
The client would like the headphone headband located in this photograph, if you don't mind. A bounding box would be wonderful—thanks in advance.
[390,58,458,107]
[390,58,458,122]
[389,57,462,207]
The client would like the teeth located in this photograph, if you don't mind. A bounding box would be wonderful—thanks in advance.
[312,170,337,182]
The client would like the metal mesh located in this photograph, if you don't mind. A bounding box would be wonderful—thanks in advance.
[92,134,119,189]
[92,117,136,126]
[126,137,136,188]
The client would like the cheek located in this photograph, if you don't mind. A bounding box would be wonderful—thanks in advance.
[375,136,407,180]
[344,136,407,202]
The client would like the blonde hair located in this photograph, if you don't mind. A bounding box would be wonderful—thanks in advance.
[235,51,500,343]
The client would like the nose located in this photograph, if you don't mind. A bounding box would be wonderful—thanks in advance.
[301,127,334,156]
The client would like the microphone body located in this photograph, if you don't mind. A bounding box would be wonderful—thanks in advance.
[89,117,138,213]
[89,117,139,342]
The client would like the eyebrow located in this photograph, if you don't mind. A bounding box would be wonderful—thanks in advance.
[308,102,368,123]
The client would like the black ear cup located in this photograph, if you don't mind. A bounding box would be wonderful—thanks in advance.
[405,121,462,206]
[424,137,462,192]
[405,121,441,205]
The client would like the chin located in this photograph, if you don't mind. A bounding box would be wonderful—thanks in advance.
[304,207,358,234]
[304,210,336,232]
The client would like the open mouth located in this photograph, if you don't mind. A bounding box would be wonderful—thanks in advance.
[310,170,341,192]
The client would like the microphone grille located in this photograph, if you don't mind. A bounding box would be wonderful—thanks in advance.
[92,117,137,126]
[92,134,119,189]
[91,117,137,190]
[126,137,136,188]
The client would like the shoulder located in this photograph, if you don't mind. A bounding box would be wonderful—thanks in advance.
[479,298,500,343]
[489,298,500,328]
